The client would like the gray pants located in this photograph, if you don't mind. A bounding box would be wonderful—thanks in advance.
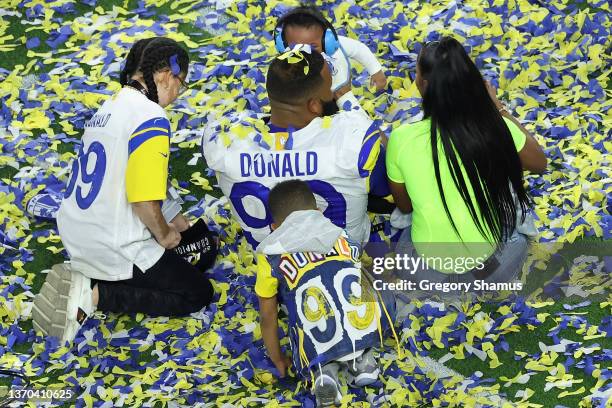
[394,227,529,302]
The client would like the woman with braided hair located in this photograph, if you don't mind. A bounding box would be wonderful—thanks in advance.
[118,37,192,232]
[33,37,217,345]
[118,37,153,87]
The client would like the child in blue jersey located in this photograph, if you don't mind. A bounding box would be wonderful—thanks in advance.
[255,180,395,407]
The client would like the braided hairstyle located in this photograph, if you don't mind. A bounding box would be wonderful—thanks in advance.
[138,38,189,104]
[119,37,155,86]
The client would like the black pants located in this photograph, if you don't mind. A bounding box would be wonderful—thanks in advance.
[95,250,214,316]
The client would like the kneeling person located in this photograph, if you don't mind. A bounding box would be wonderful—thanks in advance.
[255,180,394,407]
[32,38,218,345]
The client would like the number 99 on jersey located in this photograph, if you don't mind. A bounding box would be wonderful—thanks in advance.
[294,268,379,354]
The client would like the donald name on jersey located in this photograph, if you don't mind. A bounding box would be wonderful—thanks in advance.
[239,151,318,178]
[277,235,360,286]
[84,113,111,128]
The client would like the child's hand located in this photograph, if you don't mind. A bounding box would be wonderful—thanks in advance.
[370,70,387,91]
[273,355,292,378]
[333,83,352,100]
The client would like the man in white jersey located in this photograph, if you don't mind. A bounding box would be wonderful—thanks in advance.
[202,45,389,248]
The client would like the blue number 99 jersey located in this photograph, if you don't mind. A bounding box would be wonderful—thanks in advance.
[255,234,394,377]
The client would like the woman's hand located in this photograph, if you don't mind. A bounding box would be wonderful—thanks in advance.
[485,80,504,110]
[483,81,547,173]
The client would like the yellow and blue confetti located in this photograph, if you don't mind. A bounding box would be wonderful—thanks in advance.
[0,0,610,406]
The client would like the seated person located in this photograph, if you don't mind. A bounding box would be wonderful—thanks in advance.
[387,37,547,295]
[275,5,387,99]
[32,38,218,345]
[255,180,394,407]
[202,45,389,249]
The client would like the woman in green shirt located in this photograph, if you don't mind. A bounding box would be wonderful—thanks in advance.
[387,37,546,283]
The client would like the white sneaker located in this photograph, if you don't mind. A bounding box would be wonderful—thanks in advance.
[347,348,379,387]
[32,263,96,345]
[314,363,342,407]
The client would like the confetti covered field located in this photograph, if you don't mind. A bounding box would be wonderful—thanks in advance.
[0,0,611,407]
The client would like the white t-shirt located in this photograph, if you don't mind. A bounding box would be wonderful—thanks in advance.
[327,36,383,91]
[57,88,171,281]
[202,109,383,248]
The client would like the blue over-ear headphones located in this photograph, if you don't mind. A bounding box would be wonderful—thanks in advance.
[274,7,339,55]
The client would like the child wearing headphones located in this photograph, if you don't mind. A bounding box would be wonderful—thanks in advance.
[275,6,386,103]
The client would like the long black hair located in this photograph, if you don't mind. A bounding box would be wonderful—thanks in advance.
[418,37,529,244]
[120,37,189,104]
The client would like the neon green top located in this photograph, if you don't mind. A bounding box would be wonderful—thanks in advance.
[386,117,526,272]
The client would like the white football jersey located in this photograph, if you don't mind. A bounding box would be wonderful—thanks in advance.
[202,110,382,248]
[57,88,170,281]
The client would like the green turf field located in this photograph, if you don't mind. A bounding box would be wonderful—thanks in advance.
[0,0,610,407]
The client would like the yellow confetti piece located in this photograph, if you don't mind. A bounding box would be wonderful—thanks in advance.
[558,386,586,398]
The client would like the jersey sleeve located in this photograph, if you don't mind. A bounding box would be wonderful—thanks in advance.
[338,36,383,75]
[255,254,278,298]
[335,112,384,186]
[503,117,527,152]
[368,144,391,196]
[126,117,171,203]
[386,125,407,184]
[357,120,383,179]
[201,113,235,173]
